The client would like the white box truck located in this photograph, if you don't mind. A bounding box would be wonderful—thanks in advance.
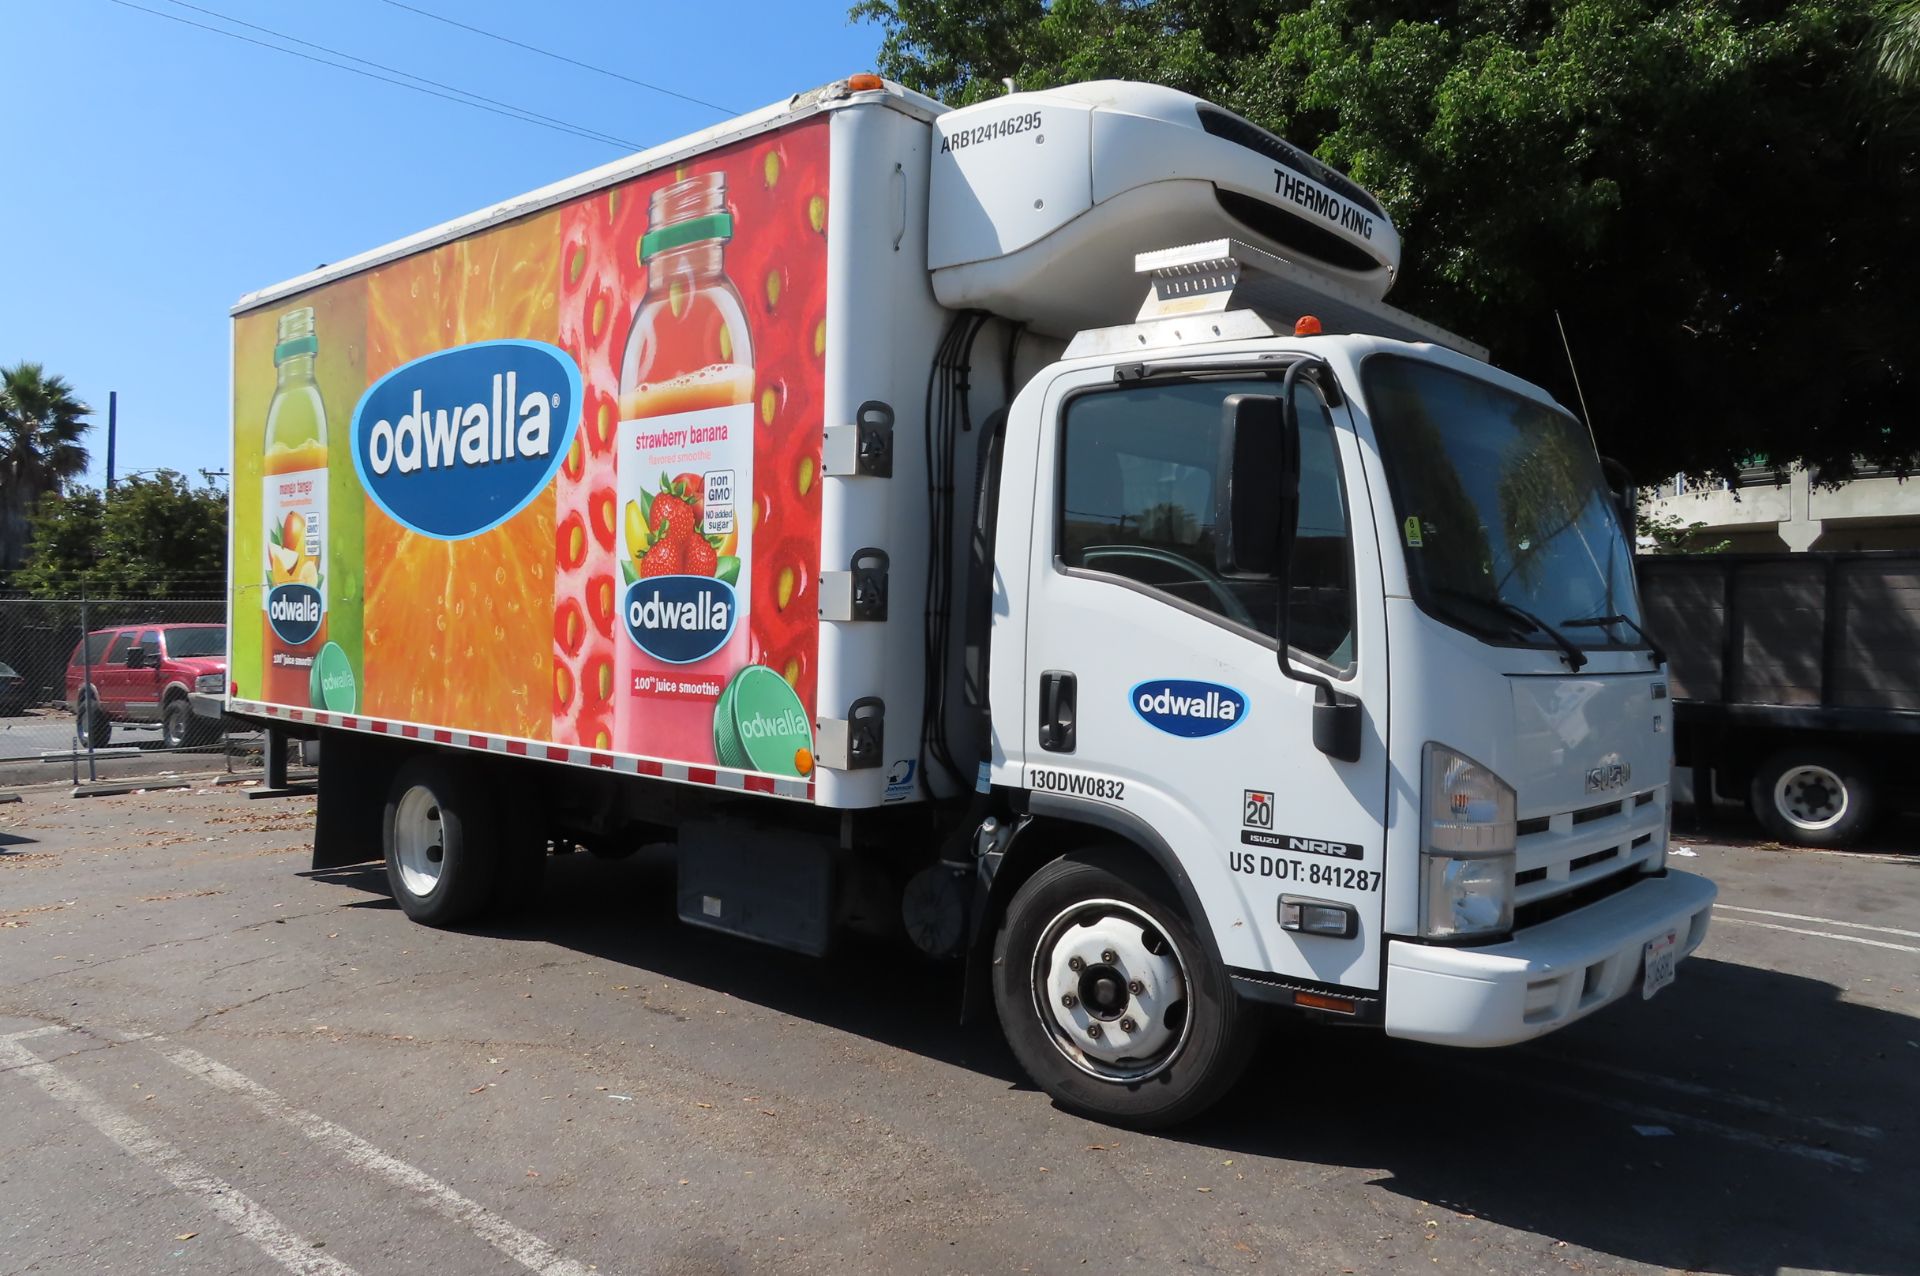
[227,74,1715,1126]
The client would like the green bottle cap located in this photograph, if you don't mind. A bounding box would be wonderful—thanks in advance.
[711,665,811,776]
[309,641,358,712]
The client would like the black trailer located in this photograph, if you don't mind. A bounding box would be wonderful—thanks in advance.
[1639,551,1920,847]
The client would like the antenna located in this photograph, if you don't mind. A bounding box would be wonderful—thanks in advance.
[1554,309,1598,449]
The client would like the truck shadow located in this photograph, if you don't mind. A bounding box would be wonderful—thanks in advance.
[311,851,1917,1275]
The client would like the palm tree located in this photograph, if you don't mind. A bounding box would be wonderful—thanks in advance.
[0,362,93,574]
[1884,1,1920,91]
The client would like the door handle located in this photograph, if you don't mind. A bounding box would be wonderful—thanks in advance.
[1038,670,1076,753]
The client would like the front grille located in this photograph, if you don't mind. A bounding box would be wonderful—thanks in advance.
[1513,786,1667,919]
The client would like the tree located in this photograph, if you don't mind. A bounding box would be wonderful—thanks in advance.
[0,362,92,574]
[15,470,228,599]
[1884,0,1920,91]
[853,0,1920,483]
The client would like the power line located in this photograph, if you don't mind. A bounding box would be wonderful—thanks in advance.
[378,0,738,116]
[148,0,638,148]
[102,0,641,151]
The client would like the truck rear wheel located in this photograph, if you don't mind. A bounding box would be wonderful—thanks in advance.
[992,849,1254,1128]
[1751,746,1876,848]
[383,756,498,926]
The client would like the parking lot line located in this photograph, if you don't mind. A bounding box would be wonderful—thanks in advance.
[1712,916,1920,955]
[1714,904,1920,941]
[0,1024,69,1044]
[0,1032,361,1276]
[1537,1054,1884,1141]
[1515,1075,1870,1172]
[162,1044,595,1276]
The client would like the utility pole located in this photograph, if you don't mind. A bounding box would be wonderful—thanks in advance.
[105,391,118,491]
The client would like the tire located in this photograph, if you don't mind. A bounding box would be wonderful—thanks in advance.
[991,848,1256,1129]
[382,756,499,926]
[77,701,111,750]
[1750,746,1876,848]
[162,698,192,749]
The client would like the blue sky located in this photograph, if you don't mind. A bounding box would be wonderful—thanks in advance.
[1,0,883,488]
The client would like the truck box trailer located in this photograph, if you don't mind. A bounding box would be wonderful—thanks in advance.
[1641,549,1920,846]
[228,74,1715,1126]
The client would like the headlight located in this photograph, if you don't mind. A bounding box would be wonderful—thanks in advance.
[195,673,225,693]
[1420,744,1516,939]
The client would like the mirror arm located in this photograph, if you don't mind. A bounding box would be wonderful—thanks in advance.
[1271,358,1363,763]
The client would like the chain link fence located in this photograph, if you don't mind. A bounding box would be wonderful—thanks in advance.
[0,595,272,788]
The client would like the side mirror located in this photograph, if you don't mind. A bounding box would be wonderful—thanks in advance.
[1600,456,1636,540]
[125,645,147,669]
[1215,393,1296,577]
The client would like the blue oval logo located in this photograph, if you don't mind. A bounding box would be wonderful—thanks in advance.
[1129,679,1248,738]
[267,583,323,646]
[351,340,582,540]
[624,577,738,664]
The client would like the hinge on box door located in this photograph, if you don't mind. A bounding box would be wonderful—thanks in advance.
[819,548,889,622]
[822,401,894,478]
[816,696,884,770]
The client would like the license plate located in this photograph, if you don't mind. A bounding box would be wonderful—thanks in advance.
[1642,928,1680,1000]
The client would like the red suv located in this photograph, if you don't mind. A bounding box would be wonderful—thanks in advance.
[67,624,228,749]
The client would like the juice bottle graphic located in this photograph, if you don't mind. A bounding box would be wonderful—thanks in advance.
[262,307,330,706]
[615,172,756,761]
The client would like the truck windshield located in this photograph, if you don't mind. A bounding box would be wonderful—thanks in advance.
[1361,354,1642,653]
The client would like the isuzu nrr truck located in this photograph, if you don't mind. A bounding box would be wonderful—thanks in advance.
[227,74,1715,1126]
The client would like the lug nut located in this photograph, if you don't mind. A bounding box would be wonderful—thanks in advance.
[1101,949,1118,964]
[1086,1023,1103,1039]
[1061,993,1078,1009]
[1127,979,1144,995]
[1067,956,1085,972]
[1120,1017,1137,1033]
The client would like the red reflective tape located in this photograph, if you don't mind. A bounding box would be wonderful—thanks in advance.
[400,725,420,739]
[505,740,527,755]
[343,717,361,730]
[588,752,612,769]
[544,746,568,762]
[465,735,487,750]
[371,721,390,734]
[743,774,775,794]
[432,730,452,744]
[635,758,664,777]
[687,766,717,787]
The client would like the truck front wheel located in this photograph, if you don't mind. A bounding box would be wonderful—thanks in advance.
[383,756,498,926]
[1751,746,1876,848]
[992,850,1254,1128]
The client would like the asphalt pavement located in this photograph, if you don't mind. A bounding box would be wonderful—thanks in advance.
[1,785,1914,1275]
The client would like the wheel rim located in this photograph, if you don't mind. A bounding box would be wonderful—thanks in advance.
[1774,764,1849,832]
[1029,898,1192,1084]
[393,786,447,898]
[165,706,185,746]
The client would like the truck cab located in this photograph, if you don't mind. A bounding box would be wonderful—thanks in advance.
[935,150,1717,1117]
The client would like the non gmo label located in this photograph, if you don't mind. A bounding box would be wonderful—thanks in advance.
[625,577,738,664]
[351,339,581,540]
[1129,679,1247,739]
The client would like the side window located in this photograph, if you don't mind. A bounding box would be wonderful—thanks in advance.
[74,634,111,666]
[139,630,161,662]
[105,633,134,664]
[1057,379,1354,670]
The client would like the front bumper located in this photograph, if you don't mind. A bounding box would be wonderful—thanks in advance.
[1383,869,1716,1047]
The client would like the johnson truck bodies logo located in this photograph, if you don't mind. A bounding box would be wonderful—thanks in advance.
[1129,679,1247,738]
[351,340,581,540]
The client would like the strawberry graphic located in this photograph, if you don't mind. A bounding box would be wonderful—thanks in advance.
[649,492,697,544]
[684,536,719,577]
[640,538,683,578]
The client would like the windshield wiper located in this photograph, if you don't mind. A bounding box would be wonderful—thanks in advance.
[1562,613,1666,665]
[1433,587,1588,672]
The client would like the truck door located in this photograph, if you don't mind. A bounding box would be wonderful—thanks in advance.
[1013,368,1392,991]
